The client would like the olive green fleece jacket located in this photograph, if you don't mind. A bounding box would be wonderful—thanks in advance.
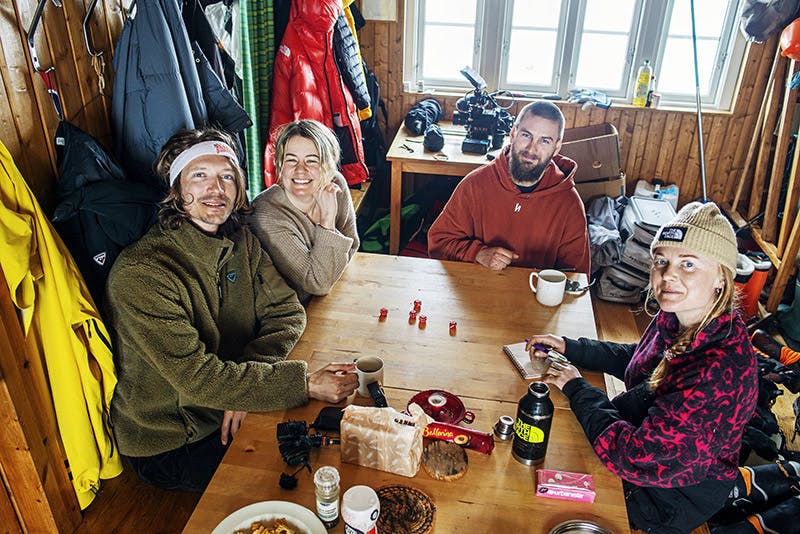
[106,222,307,457]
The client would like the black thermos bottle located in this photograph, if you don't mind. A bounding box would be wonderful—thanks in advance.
[512,381,554,466]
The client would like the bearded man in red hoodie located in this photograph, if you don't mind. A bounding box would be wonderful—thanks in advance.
[428,101,590,274]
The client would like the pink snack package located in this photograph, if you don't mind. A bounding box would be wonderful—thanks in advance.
[535,469,596,503]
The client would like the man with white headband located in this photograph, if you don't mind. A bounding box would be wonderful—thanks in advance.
[105,128,358,492]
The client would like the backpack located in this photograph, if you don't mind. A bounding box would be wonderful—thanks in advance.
[360,60,389,179]
[740,0,800,42]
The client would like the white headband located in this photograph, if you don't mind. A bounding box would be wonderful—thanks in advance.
[168,141,239,185]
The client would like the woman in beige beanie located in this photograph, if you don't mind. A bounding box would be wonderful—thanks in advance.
[526,202,758,533]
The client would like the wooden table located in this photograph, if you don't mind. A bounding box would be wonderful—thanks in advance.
[184,254,630,533]
[385,122,495,255]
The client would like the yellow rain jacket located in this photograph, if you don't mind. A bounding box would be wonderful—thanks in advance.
[0,140,122,509]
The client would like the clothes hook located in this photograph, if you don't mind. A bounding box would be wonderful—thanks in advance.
[83,0,103,57]
[25,0,62,73]
[24,0,64,120]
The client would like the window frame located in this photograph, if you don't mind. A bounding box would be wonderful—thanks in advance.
[403,0,747,110]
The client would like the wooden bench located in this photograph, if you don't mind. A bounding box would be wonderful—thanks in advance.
[349,180,371,214]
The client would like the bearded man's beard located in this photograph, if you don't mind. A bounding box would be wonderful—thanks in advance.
[509,149,553,185]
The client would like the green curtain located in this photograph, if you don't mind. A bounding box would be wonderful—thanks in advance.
[240,1,275,199]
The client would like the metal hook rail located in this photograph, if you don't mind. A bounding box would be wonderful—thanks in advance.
[85,0,138,54]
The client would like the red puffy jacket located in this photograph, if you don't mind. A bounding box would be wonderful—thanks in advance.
[265,0,368,187]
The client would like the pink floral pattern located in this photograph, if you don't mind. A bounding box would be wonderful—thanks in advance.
[595,312,758,488]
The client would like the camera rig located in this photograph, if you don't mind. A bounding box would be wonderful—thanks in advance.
[277,420,338,467]
[276,420,338,489]
[452,67,514,155]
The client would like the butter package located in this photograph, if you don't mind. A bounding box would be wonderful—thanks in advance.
[536,469,596,503]
[340,405,428,477]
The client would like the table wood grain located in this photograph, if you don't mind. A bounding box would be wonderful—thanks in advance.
[183,254,630,533]
[295,254,600,406]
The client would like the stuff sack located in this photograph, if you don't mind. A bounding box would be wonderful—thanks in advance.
[596,262,648,303]
[340,405,427,477]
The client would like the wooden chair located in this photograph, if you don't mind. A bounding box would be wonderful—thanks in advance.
[349,181,371,213]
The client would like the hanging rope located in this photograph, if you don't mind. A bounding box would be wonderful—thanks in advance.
[91,55,106,95]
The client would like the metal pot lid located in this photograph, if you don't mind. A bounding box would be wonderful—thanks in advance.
[548,520,613,534]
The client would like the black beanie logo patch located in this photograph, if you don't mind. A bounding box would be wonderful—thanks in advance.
[659,227,685,242]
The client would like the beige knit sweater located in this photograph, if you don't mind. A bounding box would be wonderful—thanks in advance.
[249,172,359,304]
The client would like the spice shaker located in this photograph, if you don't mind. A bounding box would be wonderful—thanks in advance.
[314,466,340,528]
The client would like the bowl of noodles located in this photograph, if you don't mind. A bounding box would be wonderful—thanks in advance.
[210,501,326,534]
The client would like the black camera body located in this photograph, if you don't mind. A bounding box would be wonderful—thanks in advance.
[452,67,514,155]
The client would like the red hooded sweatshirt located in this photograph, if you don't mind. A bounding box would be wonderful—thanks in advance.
[428,148,590,274]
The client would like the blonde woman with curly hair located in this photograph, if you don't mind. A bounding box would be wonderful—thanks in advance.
[250,119,359,305]
[526,202,757,533]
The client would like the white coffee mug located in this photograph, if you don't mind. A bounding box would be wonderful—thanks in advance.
[342,485,380,534]
[529,269,567,307]
[354,356,384,397]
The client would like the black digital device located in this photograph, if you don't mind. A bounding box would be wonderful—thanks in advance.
[276,420,338,467]
[311,407,344,432]
[367,380,388,408]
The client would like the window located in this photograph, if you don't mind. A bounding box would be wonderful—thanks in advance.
[405,0,746,110]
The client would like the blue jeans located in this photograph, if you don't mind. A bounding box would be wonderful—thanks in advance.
[127,429,229,493]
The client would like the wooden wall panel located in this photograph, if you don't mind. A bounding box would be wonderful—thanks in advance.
[357,1,773,208]
[0,481,23,534]
[0,0,125,527]
[0,268,80,531]
[0,1,55,210]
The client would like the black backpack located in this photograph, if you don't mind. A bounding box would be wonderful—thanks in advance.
[360,60,389,179]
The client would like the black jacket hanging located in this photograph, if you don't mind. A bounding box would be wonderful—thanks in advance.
[51,121,160,305]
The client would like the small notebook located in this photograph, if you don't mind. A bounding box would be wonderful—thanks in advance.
[503,341,550,379]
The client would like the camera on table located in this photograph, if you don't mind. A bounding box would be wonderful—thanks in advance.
[452,66,514,155]
[276,420,334,467]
